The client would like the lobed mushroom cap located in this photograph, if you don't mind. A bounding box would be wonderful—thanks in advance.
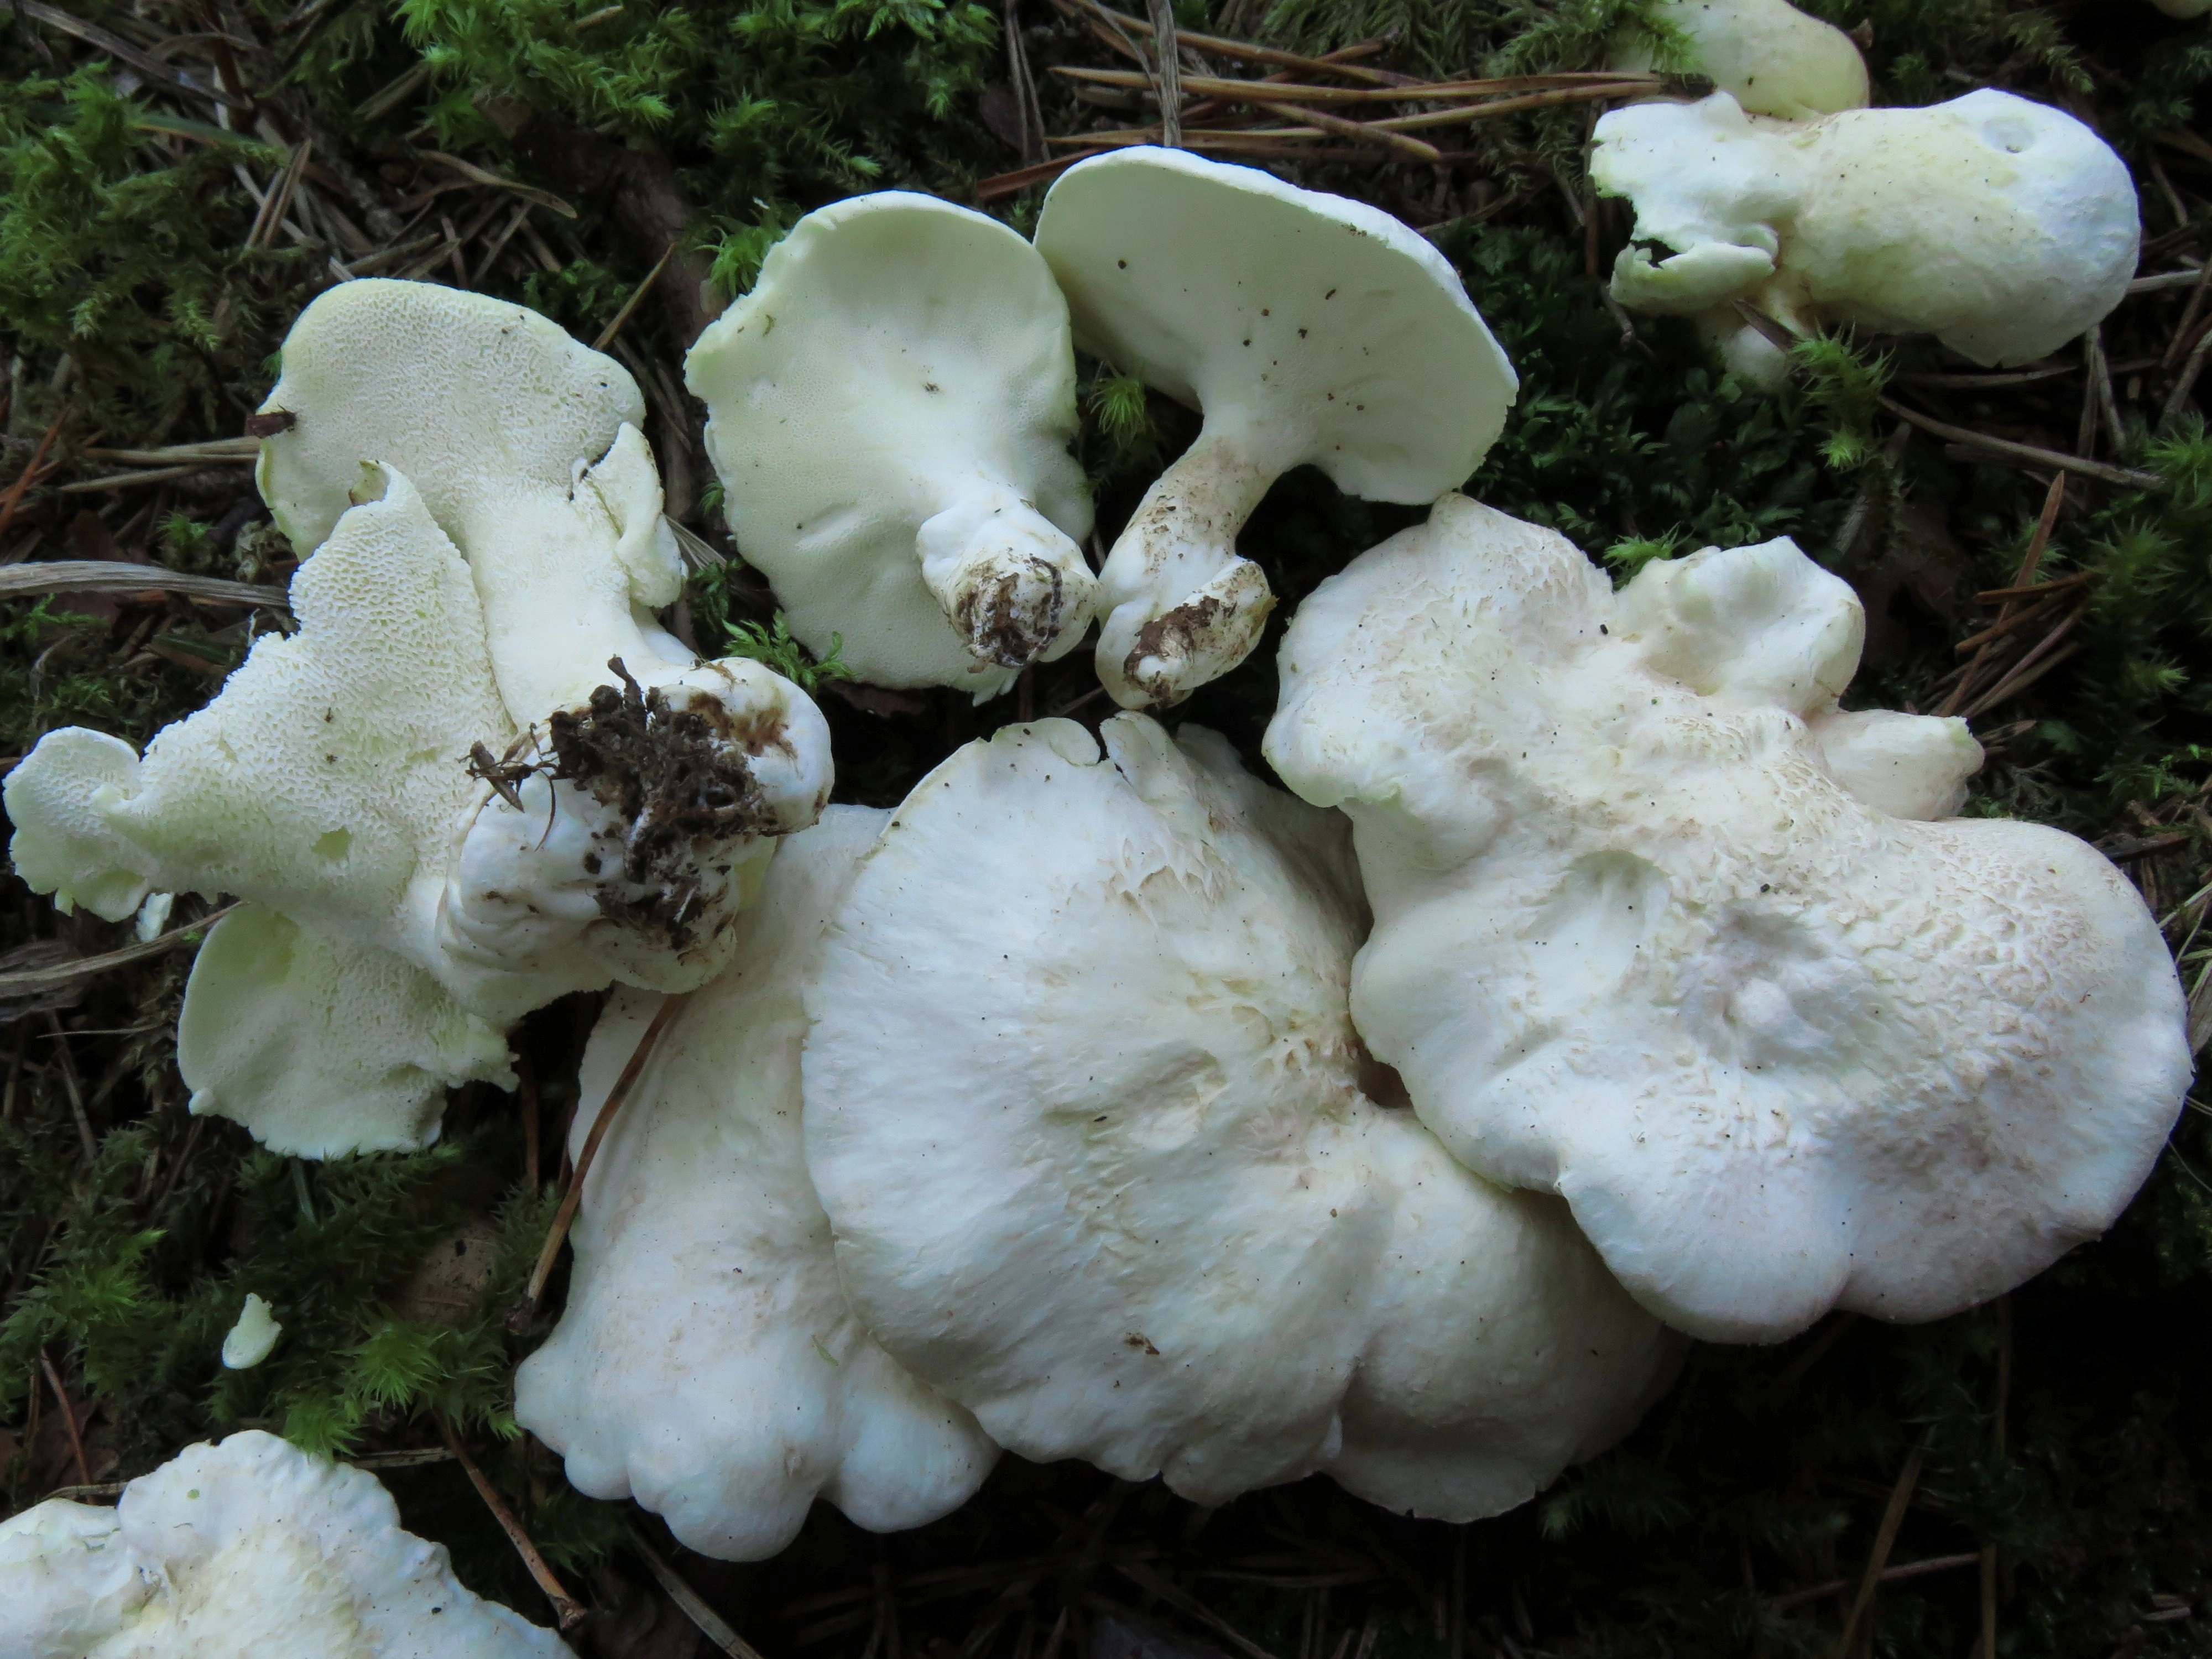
[802,714,1676,1515]
[1265,495,2190,1343]
[515,807,998,1561]
[178,904,513,1157]
[0,1431,564,1656]
[1035,147,1517,502]
[1619,0,1868,120]
[254,276,644,562]
[1594,89,2141,369]
[687,193,1095,696]
[1783,88,2140,366]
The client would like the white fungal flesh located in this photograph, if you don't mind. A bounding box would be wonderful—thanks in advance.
[1615,0,1868,119]
[515,807,998,1561]
[7,285,835,1159]
[0,1432,565,1657]
[218,1293,282,1370]
[686,193,1096,698]
[1594,89,2141,382]
[1035,147,1517,709]
[1264,494,2191,1343]
[803,715,1677,1515]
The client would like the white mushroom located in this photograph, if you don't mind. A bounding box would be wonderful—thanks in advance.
[0,1431,564,1656]
[1263,494,2190,1343]
[687,194,1097,699]
[1034,148,1517,709]
[515,807,998,1561]
[7,469,825,1155]
[1593,88,2140,385]
[1615,0,1867,120]
[802,715,1676,1515]
[6,474,521,1154]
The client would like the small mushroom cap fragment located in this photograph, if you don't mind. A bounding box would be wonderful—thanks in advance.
[219,1292,283,1370]
[1036,148,1517,708]
[0,1431,565,1657]
[804,716,1675,1514]
[1594,90,2141,373]
[1617,0,1868,119]
[1265,494,2190,1343]
[687,194,1096,698]
[516,807,998,1561]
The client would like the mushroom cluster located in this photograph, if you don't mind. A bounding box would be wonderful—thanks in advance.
[1,111,2183,1621]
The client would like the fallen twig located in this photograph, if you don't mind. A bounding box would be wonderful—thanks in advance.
[1879,398,2163,491]
[435,1410,588,1631]
[0,905,240,1000]
[0,562,285,608]
[509,994,684,1329]
[627,1522,771,1659]
[1834,1444,1925,1656]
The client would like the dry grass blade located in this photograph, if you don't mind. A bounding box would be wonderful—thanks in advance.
[0,561,284,606]
[0,905,240,998]
[628,1522,770,1659]
[508,993,684,1329]
[1879,397,2162,492]
[1062,0,1407,85]
[414,151,578,218]
[591,241,678,352]
[1770,1553,1981,1613]
[435,1410,588,1631]
[38,1347,93,1488]
[1052,67,1675,103]
[0,402,70,545]
[1942,472,2063,717]
[56,465,229,495]
[82,437,259,465]
[2,0,249,108]
[1245,99,1440,160]
[1834,1444,1925,1656]
[1114,1562,1277,1659]
[1146,0,1181,148]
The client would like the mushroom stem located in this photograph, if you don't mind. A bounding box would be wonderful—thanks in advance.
[1094,427,1279,708]
[916,481,1100,674]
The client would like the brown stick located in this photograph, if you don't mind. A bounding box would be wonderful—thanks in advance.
[39,1348,93,1488]
[1052,67,1676,102]
[0,402,69,546]
[1880,397,2162,492]
[1834,1445,1924,1657]
[435,1411,587,1631]
[1769,1552,1983,1613]
[1246,98,1442,160]
[508,994,683,1329]
[592,241,678,353]
[1942,473,2063,717]
[1145,0,1181,148]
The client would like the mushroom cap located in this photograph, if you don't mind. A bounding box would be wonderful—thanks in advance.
[6,469,510,951]
[255,276,644,562]
[0,1432,564,1656]
[803,714,1675,1514]
[1035,147,1517,501]
[1265,495,2190,1342]
[219,1292,283,1370]
[686,192,1094,694]
[1786,89,2140,366]
[1594,90,2141,367]
[178,904,513,1157]
[515,806,998,1561]
[1620,0,1868,119]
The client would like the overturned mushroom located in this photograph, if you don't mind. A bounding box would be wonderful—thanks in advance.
[1615,0,1867,120]
[1593,88,2140,385]
[1035,148,1517,709]
[1263,495,2189,1343]
[516,806,998,1561]
[0,1431,564,1655]
[688,194,1097,699]
[803,716,1676,1515]
[8,287,831,1156]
